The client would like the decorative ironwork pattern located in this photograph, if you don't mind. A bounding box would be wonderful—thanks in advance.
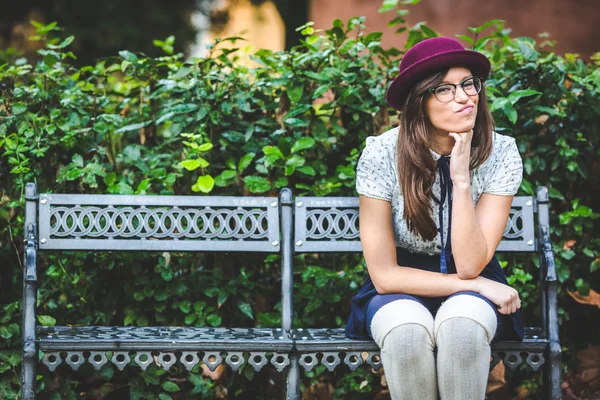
[38,326,292,351]
[304,208,359,241]
[48,206,269,240]
[292,328,545,372]
[37,194,280,251]
[294,196,536,253]
[503,208,524,239]
[41,350,291,372]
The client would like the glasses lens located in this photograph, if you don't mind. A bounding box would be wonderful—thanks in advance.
[463,77,481,95]
[434,85,455,102]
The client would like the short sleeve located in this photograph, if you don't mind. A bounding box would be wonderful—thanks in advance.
[483,137,523,196]
[356,136,395,201]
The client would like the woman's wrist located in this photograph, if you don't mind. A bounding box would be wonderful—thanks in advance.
[455,274,482,293]
[453,181,471,192]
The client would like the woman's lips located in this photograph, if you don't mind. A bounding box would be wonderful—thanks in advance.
[456,105,474,115]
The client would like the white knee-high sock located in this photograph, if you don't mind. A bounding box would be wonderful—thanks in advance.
[370,299,438,400]
[434,295,498,400]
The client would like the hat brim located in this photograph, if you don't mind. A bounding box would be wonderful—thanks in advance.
[385,50,491,111]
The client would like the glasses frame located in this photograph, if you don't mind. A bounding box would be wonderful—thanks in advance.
[427,76,483,103]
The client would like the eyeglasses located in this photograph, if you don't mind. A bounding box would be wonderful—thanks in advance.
[427,77,482,103]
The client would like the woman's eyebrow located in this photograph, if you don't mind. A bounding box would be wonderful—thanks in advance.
[441,75,474,84]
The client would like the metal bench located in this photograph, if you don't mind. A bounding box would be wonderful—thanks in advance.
[21,183,561,399]
[289,186,561,400]
[21,183,296,399]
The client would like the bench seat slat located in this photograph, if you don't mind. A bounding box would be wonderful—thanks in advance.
[292,328,548,353]
[38,326,293,352]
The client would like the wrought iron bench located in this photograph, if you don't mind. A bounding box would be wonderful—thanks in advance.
[21,183,297,399]
[288,186,561,400]
[21,183,561,399]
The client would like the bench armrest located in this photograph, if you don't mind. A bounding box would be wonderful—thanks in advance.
[539,225,557,282]
[536,187,556,282]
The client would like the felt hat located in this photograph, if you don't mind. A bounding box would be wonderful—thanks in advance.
[386,37,491,111]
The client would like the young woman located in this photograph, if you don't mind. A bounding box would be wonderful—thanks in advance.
[345,37,524,399]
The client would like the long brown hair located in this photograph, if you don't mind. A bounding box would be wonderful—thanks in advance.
[396,69,494,241]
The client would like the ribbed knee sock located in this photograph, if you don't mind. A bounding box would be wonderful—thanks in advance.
[371,299,438,400]
[434,295,497,400]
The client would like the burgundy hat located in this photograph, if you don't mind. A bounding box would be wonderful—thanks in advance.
[386,37,491,111]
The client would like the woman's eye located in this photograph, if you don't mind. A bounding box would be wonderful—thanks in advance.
[436,86,451,94]
[463,82,474,88]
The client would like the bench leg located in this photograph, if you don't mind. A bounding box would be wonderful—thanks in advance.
[22,340,36,400]
[285,353,300,400]
[548,341,562,400]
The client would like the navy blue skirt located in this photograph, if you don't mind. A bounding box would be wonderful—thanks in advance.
[345,247,524,342]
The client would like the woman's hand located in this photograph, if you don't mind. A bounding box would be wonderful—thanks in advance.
[448,130,473,188]
[473,275,521,315]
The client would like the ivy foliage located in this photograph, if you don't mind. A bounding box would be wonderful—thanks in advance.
[0,5,598,398]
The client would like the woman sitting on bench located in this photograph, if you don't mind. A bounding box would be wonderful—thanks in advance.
[345,37,524,400]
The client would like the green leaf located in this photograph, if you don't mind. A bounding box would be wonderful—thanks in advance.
[286,155,305,168]
[116,121,151,133]
[420,25,437,38]
[274,177,289,188]
[519,178,534,195]
[191,175,215,193]
[297,166,315,176]
[162,382,180,393]
[516,37,538,61]
[179,301,191,314]
[207,314,221,326]
[508,90,542,105]
[291,137,315,153]
[238,302,253,319]
[379,0,399,12]
[503,104,518,124]
[548,187,565,200]
[263,146,284,159]
[197,143,213,152]
[288,83,304,102]
[243,176,271,193]
[158,394,173,400]
[180,158,209,171]
[238,153,256,172]
[37,315,56,326]
[456,35,474,45]
[119,50,138,62]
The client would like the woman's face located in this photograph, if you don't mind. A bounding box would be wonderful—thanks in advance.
[424,67,479,134]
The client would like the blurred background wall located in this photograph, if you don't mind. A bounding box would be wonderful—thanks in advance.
[309,0,600,58]
[1,0,598,63]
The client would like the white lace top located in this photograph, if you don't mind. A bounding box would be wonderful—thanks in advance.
[356,127,523,255]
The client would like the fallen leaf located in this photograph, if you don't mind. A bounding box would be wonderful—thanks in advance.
[201,363,225,381]
[536,114,550,124]
[564,79,573,89]
[486,360,507,393]
[563,346,600,398]
[568,289,600,308]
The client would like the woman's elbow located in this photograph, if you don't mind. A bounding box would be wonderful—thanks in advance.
[456,268,479,280]
[371,275,391,294]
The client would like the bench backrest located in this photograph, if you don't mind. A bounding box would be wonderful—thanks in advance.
[293,195,536,254]
[36,193,281,252]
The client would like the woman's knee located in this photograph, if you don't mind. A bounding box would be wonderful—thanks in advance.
[434,294,498,345]
[370,299,435,348]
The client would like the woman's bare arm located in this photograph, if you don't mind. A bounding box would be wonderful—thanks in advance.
[360,195,478,296]
[450,187,514,279]
[360,195,521,314]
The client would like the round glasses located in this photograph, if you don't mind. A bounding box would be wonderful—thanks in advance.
[427,77,482,103]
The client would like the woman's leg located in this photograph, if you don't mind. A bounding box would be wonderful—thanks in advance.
[434,292,498,400]
[369,295,438,400]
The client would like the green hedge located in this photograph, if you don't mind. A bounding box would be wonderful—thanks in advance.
[0,8,598,399]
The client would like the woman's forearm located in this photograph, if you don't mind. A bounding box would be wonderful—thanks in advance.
[372,263,479,297]
[451,183,489,278]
